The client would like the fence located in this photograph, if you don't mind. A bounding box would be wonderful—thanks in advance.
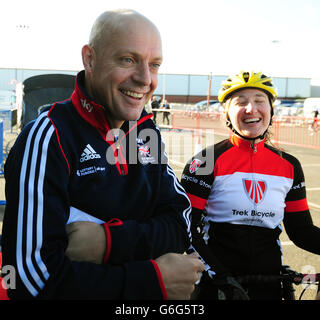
[153,109,320,150]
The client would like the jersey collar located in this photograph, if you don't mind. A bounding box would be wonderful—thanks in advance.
[71,70,152,142]
[230,134,265,152]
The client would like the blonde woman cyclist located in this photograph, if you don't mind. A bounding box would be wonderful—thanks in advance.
[181,71,320,300]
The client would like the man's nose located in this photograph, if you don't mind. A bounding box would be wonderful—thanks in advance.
[133,62,152,86]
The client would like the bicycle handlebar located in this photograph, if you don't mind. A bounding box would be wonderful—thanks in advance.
[207,266,319,300]
[235,273,319,285]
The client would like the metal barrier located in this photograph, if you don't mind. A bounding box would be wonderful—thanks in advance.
[156,109,320,150]
[273,116,320,150]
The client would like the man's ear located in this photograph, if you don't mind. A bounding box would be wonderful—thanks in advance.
[82,45,95,72]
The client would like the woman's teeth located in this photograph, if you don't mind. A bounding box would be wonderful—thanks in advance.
[244,118,260,123]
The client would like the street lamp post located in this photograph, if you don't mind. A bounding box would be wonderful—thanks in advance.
[207,72,212,110]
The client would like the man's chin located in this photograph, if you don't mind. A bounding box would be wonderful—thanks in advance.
[127,106,145,120]
[119,112,143,124]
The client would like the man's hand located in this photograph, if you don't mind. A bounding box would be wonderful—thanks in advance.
[155,253,205,300]
[65,221,106,264]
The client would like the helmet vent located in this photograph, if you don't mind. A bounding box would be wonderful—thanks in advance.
[263,81,273,87]
[243,72,250,82]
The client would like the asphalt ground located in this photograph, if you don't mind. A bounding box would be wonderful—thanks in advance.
[0,125,319,300]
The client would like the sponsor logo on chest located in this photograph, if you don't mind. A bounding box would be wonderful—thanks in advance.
[189,159,202,174]
[242,179,267,204]
[80,144,101,163]
[136,138,155,164]
[80,98,93,112]
[77,144,105,177]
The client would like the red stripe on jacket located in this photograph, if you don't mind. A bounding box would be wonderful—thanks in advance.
[102,219,124,264]
[285,198,309,212]
[150,259,168,300]
[187,193,207,210]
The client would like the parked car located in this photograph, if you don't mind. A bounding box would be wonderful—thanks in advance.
[190,99,218,112]
[274,100,304,116]
[208,102,224,113]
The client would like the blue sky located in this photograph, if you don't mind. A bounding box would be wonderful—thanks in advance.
[1,0,320,81]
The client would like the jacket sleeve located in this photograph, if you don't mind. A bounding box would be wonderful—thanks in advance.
[106,132,191,265]
[283,155,320,255]
[1,114,166,300]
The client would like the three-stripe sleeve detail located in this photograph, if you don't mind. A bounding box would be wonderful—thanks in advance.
[16,112,54,297]
[166,164,192,237]
[160,132,192,236]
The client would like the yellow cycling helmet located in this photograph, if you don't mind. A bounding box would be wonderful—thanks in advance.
[218,71,277,104]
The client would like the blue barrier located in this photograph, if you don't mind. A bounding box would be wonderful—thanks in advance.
[0,109,13,131]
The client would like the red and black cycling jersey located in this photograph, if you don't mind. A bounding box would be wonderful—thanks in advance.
[181,135,320,276]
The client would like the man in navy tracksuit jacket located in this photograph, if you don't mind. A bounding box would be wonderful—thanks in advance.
[1,9,203,300]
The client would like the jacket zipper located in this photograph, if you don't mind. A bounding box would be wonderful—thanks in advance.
[251,143,257,222]
[115,141,126,176]
[109,114,153,176]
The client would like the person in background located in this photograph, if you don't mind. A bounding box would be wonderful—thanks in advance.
[162,99,171,125]
[310,109,319,135]
[1,9,203,300]
[181,71,320,300]
[151,95,160,123]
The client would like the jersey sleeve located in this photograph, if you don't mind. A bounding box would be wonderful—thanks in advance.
[180,146,230,274]
[284,154,309,213]
[1,114,165,299]
[180,146,215,214]
[283,154,320,254]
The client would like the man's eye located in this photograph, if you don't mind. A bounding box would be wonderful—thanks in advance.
[123,57,134,64]
[151,63,161,70]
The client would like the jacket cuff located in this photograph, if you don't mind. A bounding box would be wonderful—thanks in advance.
[102,218,123,264]
[150,259,168,300]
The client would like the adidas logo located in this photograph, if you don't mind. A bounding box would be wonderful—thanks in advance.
[80,144,101,162]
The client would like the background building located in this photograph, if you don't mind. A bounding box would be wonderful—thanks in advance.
[0,67,316,108]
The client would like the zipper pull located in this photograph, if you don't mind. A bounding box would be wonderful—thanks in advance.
[250,140,257,153]
[113,141,127,176]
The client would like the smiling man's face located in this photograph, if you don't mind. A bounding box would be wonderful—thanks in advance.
[83,15,163,129]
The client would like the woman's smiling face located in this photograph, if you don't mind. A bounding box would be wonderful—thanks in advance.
[226,88,272,140]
